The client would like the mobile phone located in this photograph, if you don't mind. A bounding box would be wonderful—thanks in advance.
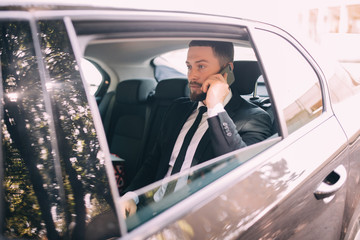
[219,64,235,86]
[197,64,235,101]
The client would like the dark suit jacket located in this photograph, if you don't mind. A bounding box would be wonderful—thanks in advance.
[125,93,272,192]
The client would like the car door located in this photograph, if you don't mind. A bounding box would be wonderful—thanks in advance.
[239,26,349,239]
[122,23,349,240]
[0,15,121,240]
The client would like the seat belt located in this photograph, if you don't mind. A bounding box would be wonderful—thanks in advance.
[136,95,154,168]
[103,94,116,139]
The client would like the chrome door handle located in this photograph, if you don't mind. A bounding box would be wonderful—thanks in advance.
[314,164,347,200]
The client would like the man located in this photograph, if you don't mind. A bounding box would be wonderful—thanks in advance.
[121,40,272,216]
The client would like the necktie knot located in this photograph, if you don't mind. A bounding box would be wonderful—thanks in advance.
[198,106,207,115]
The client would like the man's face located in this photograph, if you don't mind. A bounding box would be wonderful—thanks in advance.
[186,46,222,101]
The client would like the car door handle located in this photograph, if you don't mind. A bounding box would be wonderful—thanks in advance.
[314,164,347,200]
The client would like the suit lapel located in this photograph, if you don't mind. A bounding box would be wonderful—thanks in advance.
[191,94,244,166]
[224,93,243,119]
[164,101,198,159]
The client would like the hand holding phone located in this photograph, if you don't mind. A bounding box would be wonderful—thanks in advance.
[200,64,233,107]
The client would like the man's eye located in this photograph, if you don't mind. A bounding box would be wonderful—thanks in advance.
[199,65,205,69]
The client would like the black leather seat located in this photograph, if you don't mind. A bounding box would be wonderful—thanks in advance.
[137,78,189,167]
[99,90,116,132]
[107,79,157,185]
[231,60,277,135]
[231,61,262,95]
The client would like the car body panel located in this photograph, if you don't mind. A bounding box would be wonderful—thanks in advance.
[126,115,347,240]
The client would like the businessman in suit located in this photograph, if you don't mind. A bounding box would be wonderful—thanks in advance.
[121,40,272,216]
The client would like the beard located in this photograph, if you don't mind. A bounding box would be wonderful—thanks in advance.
[189,81,206,101]
[190,91,206,102]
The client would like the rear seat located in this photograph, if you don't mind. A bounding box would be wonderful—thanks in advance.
[104,79,156,187]
[232,61,278,135]
[102,63,275,191]
[100,78,189,191]
[138,78,189,163]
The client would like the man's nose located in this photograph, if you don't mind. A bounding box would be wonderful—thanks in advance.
[188,69,198,80]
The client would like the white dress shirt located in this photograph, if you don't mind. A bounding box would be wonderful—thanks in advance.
[153,91,233,201]
[123,91,233,203]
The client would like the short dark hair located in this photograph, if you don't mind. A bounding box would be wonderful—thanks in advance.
[189,40,234,67]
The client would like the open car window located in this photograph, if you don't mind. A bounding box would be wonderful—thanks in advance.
[78,19,280,236]
[153,46,258,80]
[81,58,103,95]
[112,42,278,232]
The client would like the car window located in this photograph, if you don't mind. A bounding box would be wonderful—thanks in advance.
[0,20,60,239]
[78,20,278,235]
[153,50,187,81]
[115,41,278,232]
[0,19,118,239]
[81,58,103,95]
[153,46,258,81]
[37,19,117,239]
[121,138,278,232]
[254,29,323,135]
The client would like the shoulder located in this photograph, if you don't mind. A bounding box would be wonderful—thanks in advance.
[167,97,193,111]
[232,96,272,124]
[162,97,193,121]
[172,97,192,105]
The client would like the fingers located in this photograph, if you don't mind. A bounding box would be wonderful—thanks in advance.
[120,199,137,218]
[201,73,228,93]
[223,72,228,82]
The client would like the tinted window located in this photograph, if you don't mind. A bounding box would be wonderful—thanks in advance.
[0,19,119,239]
[0,20,63,239]
[254,29,323,134]
[38,20,118,239]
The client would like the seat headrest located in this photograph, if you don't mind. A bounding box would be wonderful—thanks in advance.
[116,79,156,104]
[154,78,189,100]
[231,61,262,95]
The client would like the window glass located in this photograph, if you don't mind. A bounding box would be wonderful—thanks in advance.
[81,58,103,95]
[0,20,62,239]
[254,29,323,134]
[121,139,278,231]
[153,46,257,81]
[0,19,119,239]
[38,20,119,238]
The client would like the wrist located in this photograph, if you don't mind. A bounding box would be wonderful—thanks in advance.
[207,103,225,117]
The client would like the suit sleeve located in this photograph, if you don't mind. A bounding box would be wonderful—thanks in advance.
[207,109,272,157]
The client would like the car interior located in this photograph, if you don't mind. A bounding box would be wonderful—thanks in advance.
[78,36,278,194]
[74,23,280,230]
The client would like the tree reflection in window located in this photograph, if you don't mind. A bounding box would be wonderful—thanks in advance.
[1,21,62,239]
[1,20,118,239]
[38,20,118,239]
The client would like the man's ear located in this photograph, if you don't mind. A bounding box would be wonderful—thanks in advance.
[229,62,234,71]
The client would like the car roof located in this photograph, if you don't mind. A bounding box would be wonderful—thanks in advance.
[0,0,275,25]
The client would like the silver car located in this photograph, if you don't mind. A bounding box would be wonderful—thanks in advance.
[1,2,360,240]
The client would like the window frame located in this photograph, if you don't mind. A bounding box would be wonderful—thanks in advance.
[250,25,331,139]
[67,15,282,237]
